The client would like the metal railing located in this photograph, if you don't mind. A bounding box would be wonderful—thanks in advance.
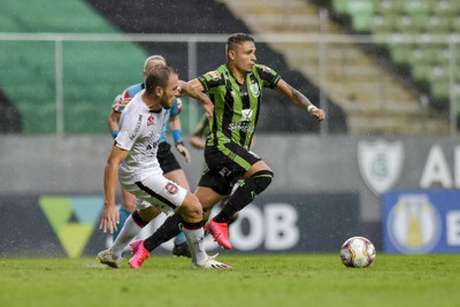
[0,32,458,135]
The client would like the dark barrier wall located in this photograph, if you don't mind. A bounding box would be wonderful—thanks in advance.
[0,192,376,257]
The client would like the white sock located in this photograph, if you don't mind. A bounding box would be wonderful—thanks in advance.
[182,227,208,265]
[111,215,142,258]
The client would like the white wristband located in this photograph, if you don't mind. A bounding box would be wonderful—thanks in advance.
[307,105,318,113]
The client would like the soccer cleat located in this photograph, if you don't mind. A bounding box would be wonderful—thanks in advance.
[129,239,143,255]
[172,242,192,258]
[205,220,233,249]
[128,240,150,269]
[193,254,232,270]
[97,249,122,268]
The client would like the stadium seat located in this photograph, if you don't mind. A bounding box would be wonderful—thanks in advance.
[403,0,432,17]
[433,1,459,17]
[390,44,413,64]
[412,14,431,33]
[329,0,460,109]
[346,0,374,32]
[376,0,403,15]
[428,16,450,34]
[333,0,348,14]
[412,64,432,82]
[370,15,394,33]
[0,0,146,133]
[431,80,450,100]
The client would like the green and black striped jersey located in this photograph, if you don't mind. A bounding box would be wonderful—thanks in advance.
[198,64,281,149]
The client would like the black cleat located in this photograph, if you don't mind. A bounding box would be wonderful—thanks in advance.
[172,242,192,258]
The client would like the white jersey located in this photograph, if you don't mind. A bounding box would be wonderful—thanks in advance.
[115,90,169,184]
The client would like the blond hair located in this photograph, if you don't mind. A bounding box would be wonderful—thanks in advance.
[143,55,167,73]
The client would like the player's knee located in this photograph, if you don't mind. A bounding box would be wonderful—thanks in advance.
[180,193,203,221]
[252,170,274,194]
[138,206,161,221]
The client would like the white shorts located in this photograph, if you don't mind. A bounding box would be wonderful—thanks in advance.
[121,173,187,215]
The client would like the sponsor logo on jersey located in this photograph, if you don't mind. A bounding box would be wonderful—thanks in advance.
[129,114,143,140]
[249,82,260,97]
[358,139,404,194]
[165,182,178,195]
[228,122,254,133]
[147,114,154,126]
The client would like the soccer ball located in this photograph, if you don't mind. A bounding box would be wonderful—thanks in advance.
[340,236,376,268]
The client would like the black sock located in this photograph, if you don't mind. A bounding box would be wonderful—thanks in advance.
[214,170,274,223]
[143,213,182,252]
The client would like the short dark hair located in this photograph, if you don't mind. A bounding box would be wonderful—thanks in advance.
[144,65,175,95]
[226,33,255,53]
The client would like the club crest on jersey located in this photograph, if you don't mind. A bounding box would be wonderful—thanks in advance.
[147,114,154,126]
[241,108,253,121]
[165,182,178,195]
[250,82,260,97]
[358,139,404,195]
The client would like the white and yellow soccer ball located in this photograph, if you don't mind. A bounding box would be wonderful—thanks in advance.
[340,236,376,268]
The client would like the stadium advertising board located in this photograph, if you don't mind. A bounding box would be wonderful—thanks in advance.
[382,190,460,254]
[0,192,366,257]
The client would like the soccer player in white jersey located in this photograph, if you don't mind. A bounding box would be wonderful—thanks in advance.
[98,65,230,270]
[108,55,191,258]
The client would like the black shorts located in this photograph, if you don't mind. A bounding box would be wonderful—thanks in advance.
[158,142,182,174]
[198,142,261,196]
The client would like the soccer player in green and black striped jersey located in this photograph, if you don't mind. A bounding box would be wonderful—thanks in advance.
[184,33,326,250]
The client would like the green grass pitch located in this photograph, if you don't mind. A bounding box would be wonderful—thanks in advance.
[0,254,459,307]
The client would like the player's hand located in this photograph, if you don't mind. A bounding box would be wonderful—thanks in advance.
[189,136,206,150]
[176,142,191,163]
[203,102,214,119]
[177,80,187,97]
[310,107,326,121]
[99,204,119,234]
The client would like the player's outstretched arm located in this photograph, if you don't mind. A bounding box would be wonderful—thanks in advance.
[275,79,326,121]
[180,79,214,118]
[100,146,129,234]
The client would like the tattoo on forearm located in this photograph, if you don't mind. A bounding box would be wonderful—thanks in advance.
[293,90,313,110]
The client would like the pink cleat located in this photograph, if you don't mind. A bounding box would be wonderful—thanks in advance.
[129,239,143,255]
[128,240,150,269]
[205,220,233,249]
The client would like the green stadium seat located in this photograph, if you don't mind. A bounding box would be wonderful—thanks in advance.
[450,17,460,33]
[395,16,417,33]
[0,0,149,134]
[412,14,431,32]
[403,0,432,16]
[435,49,451,66]
[431,80,450,100]
[347,0,376,32]
[433,1,457,17]
[376,0,403,15]
[412,64,432,82]
[16,103,57,134]
[428,66,450,83]
[428,16,450,34]
[330,0,456,112]
[390,44,413,64]
[64,103,107,133]
[333,0,348,14]
[409,49,430,66]
[370,15,394,33]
